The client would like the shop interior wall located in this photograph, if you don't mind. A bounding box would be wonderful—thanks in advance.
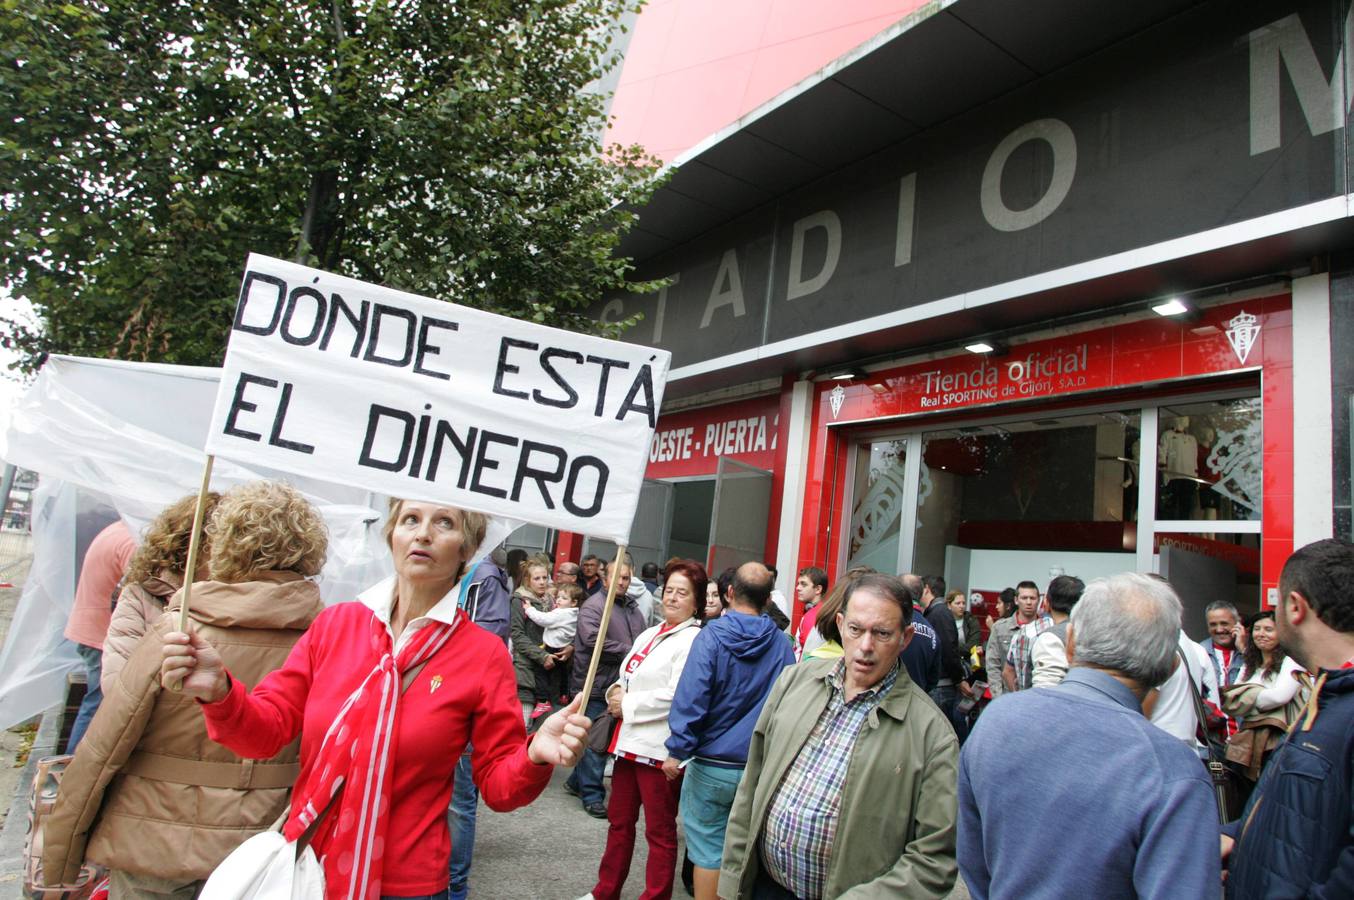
[953,547,1137,599]
[669,479,715,562]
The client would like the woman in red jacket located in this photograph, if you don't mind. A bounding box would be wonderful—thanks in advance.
[162,497,590,900]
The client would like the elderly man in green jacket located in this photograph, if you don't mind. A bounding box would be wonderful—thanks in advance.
[718,573,959,899]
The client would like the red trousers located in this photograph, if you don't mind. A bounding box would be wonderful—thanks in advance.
[591,757,682,900]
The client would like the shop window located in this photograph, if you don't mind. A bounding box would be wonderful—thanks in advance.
[914,410,1142,578]
[1154,398,1261,523]
[846,440,908,572]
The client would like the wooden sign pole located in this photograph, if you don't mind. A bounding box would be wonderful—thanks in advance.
[170,455,215,690]
[576,544,629,707]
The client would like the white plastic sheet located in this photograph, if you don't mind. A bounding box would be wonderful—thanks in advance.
[0,355,519,729]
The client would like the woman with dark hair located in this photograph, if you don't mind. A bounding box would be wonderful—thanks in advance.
[1222,610,1307,783]
[161,497,589,900]
[704,580,724,620]
[585,559,706,900]
[947,590,982,663]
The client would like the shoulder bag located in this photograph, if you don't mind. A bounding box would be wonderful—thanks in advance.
[1179,647,1242,822]
[198,660,432,900]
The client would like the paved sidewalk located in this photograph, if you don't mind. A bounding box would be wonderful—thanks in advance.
[462,766,971,899]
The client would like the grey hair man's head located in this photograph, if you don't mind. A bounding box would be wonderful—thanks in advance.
[1069,573,1181,689]
[899,573,923,608]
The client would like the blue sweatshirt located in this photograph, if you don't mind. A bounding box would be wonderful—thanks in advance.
[958,667,1220,900]
[665,610,796,765]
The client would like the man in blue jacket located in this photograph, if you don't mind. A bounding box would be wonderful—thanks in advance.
[1223,538,1354,899]
[901,573,941,692]
[664,561,795,899]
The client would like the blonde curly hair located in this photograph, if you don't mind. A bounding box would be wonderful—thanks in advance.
[124,492,222,587]
[207,481,328,582]
[383,498,488,583]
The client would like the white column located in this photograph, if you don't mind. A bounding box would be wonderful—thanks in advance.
[774,380,814,594]
[1292,272,1334,545]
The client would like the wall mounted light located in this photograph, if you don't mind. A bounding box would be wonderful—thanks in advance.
[1151,297,1191,317]
[828,368,867,381]
[964,339,1007,355]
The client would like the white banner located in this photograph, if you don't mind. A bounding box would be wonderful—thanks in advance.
[205,255,670,544]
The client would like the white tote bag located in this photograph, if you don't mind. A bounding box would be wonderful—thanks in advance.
[197,828,325,900]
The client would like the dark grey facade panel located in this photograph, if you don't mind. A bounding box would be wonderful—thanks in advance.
[600,0,1349,371]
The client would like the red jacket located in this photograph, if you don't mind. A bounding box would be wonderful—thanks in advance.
[201,600,552,897]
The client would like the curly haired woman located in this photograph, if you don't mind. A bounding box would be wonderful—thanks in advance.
[43,481,328,899]
[100,492,221,690]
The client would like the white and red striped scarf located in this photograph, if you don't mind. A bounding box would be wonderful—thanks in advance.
[283,611,458,900]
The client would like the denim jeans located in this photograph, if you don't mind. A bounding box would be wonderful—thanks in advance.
[66,643,102,753]
[564,696,609,807]
[929,683,969,743]
[447,751,476,899]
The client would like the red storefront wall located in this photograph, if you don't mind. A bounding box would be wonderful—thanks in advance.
[795,295,1293,615]
[555,392,786,571]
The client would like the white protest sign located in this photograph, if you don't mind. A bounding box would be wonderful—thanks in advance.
[204,254,670,544]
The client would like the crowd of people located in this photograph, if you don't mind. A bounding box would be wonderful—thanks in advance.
[36,483,1354,899]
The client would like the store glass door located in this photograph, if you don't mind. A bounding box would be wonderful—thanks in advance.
[707,458,773,574]
[582,478,674,572]
[840,387,1263,620]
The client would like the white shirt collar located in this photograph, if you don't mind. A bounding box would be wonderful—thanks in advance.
[358,575,463,651]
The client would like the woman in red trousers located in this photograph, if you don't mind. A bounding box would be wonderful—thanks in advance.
[583,559,706,900]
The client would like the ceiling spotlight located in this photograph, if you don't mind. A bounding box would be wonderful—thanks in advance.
[965,342,995,354]
[1152,298,1190,317]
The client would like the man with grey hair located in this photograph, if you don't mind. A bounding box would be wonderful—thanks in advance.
[555,560,581,585]
[958,573,1220,899]
[1199,599,1243,739]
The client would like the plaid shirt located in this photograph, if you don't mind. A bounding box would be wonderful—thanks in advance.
[1005,616,1053,691]
[760,660,900,900]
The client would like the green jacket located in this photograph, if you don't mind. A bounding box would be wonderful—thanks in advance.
[718,658,959,899]
[510,589,552,702]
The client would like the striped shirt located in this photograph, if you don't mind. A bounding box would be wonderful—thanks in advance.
[760,660,900,899]
[1006,615,1053,691]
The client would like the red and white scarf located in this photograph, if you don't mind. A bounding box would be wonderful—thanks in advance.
[283,612,459,900]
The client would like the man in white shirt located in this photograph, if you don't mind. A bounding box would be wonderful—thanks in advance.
[1147,631,1218,757]
[1029,576,1085,688]
[762,564,792,632]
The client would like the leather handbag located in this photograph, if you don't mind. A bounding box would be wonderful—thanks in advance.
[22,755,107,899]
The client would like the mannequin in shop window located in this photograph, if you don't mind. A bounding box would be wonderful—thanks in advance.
[1196,425,1221,525]
[1159,416,1198,520]
[1123,435,1141,523]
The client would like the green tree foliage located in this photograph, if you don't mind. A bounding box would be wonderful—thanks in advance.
[0,0,662,372]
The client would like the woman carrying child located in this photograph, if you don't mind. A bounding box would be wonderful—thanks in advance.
[524,581,582,708]
[510,557,558,723]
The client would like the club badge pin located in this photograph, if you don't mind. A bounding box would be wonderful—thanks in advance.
[429,674,443,693]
